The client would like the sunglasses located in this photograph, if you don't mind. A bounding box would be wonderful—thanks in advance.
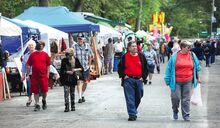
[78,37,83,40]
[183,46,191,49]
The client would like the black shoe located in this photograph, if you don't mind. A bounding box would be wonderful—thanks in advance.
[71,102,75,111]
[42,100,47,110]
[128,116,137,121]
[144,80,148,85]
[26,100,32,107]
[34,104,40,111]
[184,118,190,122]
[149,81,152,85]
[173,112,178,120]
[78,99,83,103]
[82,97,86,102]
[71,107,75,111]
[64,103,70,112]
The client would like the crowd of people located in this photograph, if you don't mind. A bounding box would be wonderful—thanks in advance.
[18,32,219,122]
[115,36,219,121]
[20,33,93,112]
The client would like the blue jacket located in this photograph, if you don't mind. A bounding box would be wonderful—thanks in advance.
[164,52,201,91]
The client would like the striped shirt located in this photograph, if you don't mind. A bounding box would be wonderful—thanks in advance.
[73,43,93,71]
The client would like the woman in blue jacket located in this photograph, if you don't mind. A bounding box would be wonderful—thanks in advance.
[164,40,201,121]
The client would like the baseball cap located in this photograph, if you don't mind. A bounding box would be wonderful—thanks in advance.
[77,33,85,39]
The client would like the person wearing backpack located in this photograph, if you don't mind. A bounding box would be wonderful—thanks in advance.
[203,40,211,67]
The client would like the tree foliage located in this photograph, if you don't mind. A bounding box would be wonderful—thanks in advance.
[0,0,219,38]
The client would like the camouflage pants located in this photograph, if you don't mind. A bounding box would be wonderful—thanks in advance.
[63,85,75,105]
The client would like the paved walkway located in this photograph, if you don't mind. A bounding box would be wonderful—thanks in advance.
[0,57,220,128]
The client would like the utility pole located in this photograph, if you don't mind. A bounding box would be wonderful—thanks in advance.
[135,0,142,31]
[211,0,215,37]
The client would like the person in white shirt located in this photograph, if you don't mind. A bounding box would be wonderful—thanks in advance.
[114,38,124,58]
[172,40,181,54]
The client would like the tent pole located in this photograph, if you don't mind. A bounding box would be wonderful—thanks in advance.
[20,34,23,57]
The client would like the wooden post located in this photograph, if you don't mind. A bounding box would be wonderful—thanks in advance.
[2,68,11,99]
[91,36,101,77]
[2,69,6,100]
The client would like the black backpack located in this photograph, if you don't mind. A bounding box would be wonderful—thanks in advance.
[204,45,210,55]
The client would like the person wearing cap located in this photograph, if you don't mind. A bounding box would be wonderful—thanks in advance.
[60,48,83,112]
[118,42,148,121]
[73,33,93,103]
[164,40,201,121]
[143,42,158,85]
[21,40,36,107]
[26,41,50,111]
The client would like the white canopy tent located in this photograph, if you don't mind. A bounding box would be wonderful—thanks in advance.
[0,15,23,58]
[21,20,68,40]
[98,24,121,38]
[136,30,148,38]
[0,15,26,90]
[0,17,22,36]
[98,24,122,46]
[13,19,69,56]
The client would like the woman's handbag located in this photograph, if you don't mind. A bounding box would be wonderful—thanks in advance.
[191,83,203,106]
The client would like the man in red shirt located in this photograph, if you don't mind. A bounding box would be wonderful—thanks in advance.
[26,41,50,111]
[118,42,148,121]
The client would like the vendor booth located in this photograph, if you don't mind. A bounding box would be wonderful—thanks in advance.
[0,17,23,54]
[13,19,69,56]
[2,17,40,54]
[16,6,101,77]
[0,16,22,100]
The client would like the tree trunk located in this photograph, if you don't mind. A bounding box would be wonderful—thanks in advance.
[135,0,142,31]
[39,0,49,6]
[73,0,83,12]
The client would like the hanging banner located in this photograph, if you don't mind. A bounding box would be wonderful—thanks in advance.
[159,11,165,23]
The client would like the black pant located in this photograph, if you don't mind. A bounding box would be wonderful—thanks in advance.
[64,85,75,105]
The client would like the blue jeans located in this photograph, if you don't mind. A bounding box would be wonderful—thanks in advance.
[211,53,215,64]
[123,78,143,117]
[26,79,31,97]
[205,55,211,66]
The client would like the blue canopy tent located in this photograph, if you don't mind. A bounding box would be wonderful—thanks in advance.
[2,17,40,54]
[16,6,100,33]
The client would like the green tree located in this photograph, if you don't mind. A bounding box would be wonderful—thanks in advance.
[162,0,212,37]
[0,0,37,18]
[0,0,218,37]
[39,0,49,6]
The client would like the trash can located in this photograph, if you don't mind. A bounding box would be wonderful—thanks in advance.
[113,57,120,72]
